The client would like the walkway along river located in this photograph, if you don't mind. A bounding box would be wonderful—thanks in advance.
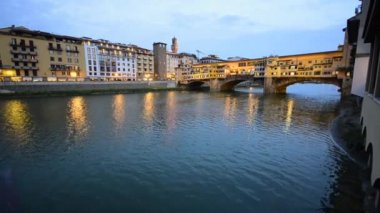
[0,84,363,212]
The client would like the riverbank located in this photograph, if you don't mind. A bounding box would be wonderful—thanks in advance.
[329,95,376,212]
[0,81,179,97]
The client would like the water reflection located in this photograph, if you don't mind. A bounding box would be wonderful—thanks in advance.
[285,99,294,132]
[112,94,126,131]
[67,97,88,139]
[143,92,155,124]
[166,91,177,132]
[247,93,259,125]
[3,100,33,142]
[224,96,238,125]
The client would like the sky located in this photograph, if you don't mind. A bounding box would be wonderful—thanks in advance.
[0,0,359,59]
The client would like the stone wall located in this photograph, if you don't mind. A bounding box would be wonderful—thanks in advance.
[0,81,176,94]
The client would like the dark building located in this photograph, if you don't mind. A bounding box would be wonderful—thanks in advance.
[153,42,167,80]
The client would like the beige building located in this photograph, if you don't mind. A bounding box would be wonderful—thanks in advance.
[0,26,86,82]
[266,51,345,78]
[180,50,348,83]
[134,46,154,81]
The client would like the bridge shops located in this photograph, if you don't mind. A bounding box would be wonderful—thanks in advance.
[178,50,352,95]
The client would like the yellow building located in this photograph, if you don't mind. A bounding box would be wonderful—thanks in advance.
[181,50,345,81]
[266,51,344,78]
[0,26,86,82]
[191,64,227,80]
[134,46,154,81]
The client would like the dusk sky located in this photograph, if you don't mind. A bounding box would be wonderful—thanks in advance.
[0,0,358,59]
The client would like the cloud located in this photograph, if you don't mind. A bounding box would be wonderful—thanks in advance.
[0,0,358,56]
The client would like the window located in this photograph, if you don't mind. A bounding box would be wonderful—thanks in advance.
[66,45,71,51]
[49,43,53,49]
[94,67,97,71]
[11,38,16,45]
[57,44,61,50]
[58,58,62,62]
[88,60,92,65]
[50,57,55,62]
[68,58,72,63]
[89,66,92,71]
[20,39,25,46]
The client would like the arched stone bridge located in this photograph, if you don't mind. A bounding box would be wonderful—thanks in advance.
[181,74,351,96]
[263,76,351,96]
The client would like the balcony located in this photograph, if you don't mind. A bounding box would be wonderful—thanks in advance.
[66,49,79,53]
[11,58,22,62]
[9,42,37,49]
[10,49,21,54]
[48,46,63,51]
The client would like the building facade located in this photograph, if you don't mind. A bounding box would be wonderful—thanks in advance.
[179,50,347,83]
[153,42,167,80]
[135,46,154,81]
[360,0,380,210]
[347,1,372,97]
[83,39,138,81]
[266,51,345,78]
[0,26,86,82]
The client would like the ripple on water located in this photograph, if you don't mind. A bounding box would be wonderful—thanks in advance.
[0,88,350,212]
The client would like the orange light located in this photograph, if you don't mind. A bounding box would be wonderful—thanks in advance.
[1,69,16,77]
[70,71,78,77]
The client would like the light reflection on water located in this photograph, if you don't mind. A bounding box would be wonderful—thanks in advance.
[0,84,360,212]
[112,94,126,131]
[3,100,33,144]
[67,96,88,139]
[143,92,155,125]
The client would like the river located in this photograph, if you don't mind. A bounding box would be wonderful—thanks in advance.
[0,84,361,212]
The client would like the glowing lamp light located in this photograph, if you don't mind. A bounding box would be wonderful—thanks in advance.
[0,69,16,77]
[70,71,78,77]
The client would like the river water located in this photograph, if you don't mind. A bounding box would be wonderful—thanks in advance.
[0,84,361,212]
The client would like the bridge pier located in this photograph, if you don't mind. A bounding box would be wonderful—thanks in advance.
[209,79,222,92]
[264,77,287,94]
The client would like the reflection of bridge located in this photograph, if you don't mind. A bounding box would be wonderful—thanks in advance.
[181,73,351,95]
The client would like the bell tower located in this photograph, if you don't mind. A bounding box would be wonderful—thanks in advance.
[171,37,178,54]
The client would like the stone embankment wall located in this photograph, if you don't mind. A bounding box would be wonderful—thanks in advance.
[0,81,177,94]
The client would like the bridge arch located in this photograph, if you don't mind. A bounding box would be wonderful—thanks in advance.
[264,77,345,94]
[219,79,249,91]
[183,80,209,90]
